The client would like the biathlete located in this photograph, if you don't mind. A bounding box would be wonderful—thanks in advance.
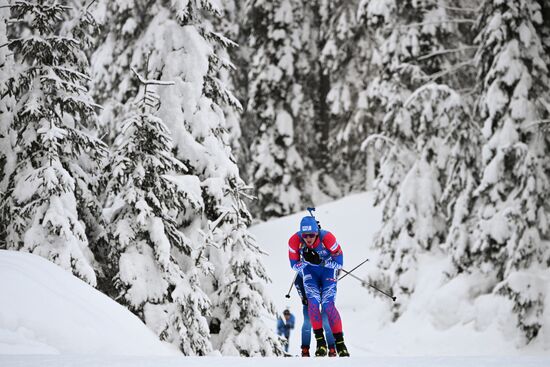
[288,216,350,357]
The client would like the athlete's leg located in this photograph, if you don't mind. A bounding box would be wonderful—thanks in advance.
[302,267,323,330]
[320,267,343,334]
[322,311,335,347]
[301,304,311,347]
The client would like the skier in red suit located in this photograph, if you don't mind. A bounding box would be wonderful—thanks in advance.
[288,216,350,357]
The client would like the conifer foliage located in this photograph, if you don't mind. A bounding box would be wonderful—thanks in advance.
[245,0,309,219]
[460,0,550,343]
[0,1,107,285]
[361,0,472,316]
[209,183,283,356]
[0,5,16,210]
[92,0,282,355]
[103,68,212,355]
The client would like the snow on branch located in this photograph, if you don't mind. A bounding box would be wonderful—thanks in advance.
[429,5,481,13]
[417,46,478,61]
[85,0,97,12]
[404,83,456,108]
[421,59,475,83]
[130,66,175,86]
[361,134,396,151]
[399,19,475,29]
[524,119,550,129]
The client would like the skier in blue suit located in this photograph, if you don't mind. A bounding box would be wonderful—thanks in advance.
[288,215,350,357]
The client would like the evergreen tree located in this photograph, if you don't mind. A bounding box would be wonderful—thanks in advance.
[104,69,212,355]
[93,0,281,355]
[320,0,375,193]
[459,0,550,343]
[0,5,16,233]
[210,0,245,159]
[0,1,107,285]
[370,84,477,317]
[361,0,478,316]
[245,0,312,219]
[208,183,283,356]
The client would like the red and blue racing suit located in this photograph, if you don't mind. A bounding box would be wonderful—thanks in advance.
[288,230,344,334]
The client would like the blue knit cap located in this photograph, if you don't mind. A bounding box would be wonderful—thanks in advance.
[299,216,318,234]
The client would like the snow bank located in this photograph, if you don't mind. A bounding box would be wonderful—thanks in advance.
[0,250,178,356]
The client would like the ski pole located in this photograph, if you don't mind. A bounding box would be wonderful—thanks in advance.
[285,272,298,298]
[339,268,397,302]
[338,258,369,281]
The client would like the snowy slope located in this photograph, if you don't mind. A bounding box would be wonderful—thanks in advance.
[249,192,550,357]
[0,250,178,356]
[1,193,550,367]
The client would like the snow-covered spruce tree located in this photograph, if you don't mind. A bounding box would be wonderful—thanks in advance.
[318,0,377,193]
[89,1,149,145]
[358,0,476,317]
[209,0,246,161]
[460,0,550,343]
[93,0,281,355]
[0,1,107,285]
[245,0,312,219]
[359,0,474,120]
[206,183,283,356]
[369,85,477,318]
[0,5,16,245]
[104,69,212,355]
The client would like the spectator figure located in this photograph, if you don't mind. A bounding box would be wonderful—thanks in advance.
[277,308,295,353]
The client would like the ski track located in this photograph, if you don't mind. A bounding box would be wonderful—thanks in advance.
[1,355,550,367]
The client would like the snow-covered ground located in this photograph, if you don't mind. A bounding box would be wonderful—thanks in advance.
[1,355,549,367]
[1,192,549,366]
[0,250,178,356]
[250,192,550,357]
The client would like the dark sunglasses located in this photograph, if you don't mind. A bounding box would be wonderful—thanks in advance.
[302,233,316,239]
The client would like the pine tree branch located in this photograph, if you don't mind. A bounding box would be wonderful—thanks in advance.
[85,0,97,12]
[130,66,175,86]
[434,5,481,13]
[417,46,478,61]
[524,119,550,129]
[361,134,396,151]
[421,59,475,83]
[399,19,475,29]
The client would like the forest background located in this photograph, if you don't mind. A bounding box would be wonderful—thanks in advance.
[1,0,550,356]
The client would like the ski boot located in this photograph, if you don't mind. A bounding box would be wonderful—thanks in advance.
[334,333,350,357]
[301,346,310,357]
[313,329,327,357]
[328,346,337,357]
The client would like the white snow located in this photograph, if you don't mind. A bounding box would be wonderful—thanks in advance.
[1,193,550,366]
[0,250,177,356]
[249,192,550,357]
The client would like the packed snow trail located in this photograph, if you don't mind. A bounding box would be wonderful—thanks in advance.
[1,355,548,367]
